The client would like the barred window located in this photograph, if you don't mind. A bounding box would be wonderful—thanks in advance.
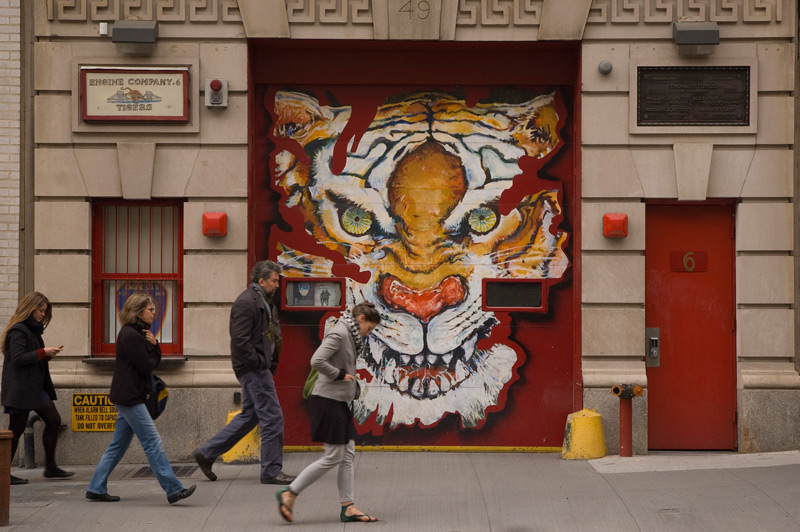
[92,202,183,356]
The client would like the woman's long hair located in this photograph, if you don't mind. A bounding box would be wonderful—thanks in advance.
[1,291,52,354]
[119,291,155,325]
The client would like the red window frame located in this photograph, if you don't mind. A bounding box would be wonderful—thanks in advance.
[91,200,184,356]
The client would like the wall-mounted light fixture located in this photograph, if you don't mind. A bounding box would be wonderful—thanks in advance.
[673,21,719,56]
[112,20,158,55]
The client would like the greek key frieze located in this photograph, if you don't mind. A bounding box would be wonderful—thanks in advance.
[46,0,240,22]
[155,0,186,21]
[286,0,373,25]
[50,0,88,21]
[90,0,120,21]
[587,0,783,24]
[457,0,542,27]
[317,0,347,24]
[42,0,786,26]
[123,0,153,20]
[188,0,216,22]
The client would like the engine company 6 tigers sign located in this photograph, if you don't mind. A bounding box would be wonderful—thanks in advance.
[80,67,189,122]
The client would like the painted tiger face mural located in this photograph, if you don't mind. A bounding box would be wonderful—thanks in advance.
[270,89,569,431]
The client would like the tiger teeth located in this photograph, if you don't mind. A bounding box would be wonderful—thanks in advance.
[410,378,423,398]
[383,359,397,384]
[389,350,465,368]
[397,374,410,392]
[454,361,469,382]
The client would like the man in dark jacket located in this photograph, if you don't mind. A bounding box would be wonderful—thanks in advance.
[193,260,295,484]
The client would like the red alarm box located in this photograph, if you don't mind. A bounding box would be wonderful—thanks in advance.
[603,213,628,238]
[202,212,227,237]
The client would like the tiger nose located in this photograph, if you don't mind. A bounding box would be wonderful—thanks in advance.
[378,275,466,323]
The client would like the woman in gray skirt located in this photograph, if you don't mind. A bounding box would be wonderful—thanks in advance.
[276,301,381,523]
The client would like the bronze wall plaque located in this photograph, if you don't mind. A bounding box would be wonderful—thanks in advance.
[637,66,749,126]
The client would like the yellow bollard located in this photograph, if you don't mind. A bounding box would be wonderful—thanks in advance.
[220,410,261,463]
[561,408,607,460]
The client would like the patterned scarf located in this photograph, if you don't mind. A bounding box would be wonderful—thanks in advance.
[340,310,364,354]
[251,283,282,350]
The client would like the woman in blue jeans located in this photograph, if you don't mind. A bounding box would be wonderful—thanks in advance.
[87,291,195,504]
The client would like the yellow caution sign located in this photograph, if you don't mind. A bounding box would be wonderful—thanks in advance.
[72,393,117,431]
[221,410,260,463]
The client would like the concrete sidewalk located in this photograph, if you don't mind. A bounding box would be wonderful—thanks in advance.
[6,450,800,531]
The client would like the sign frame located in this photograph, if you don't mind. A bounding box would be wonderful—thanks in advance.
[80,66,190,122]
[637,66,750,127]
[628,58,757,135]
[281,278,346,311]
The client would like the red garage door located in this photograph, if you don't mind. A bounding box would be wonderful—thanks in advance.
[250,42,580,448]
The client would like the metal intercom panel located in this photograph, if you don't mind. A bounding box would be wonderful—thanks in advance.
[646,327,660,367]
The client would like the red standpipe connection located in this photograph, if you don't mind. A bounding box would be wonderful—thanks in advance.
[610,384,644,457]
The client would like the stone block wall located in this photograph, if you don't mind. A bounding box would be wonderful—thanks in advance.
[580,5,797,452]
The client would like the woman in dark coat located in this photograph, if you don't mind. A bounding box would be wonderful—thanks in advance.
[1,291,72,484]
[276,301,381,523]
[86,291,195,504]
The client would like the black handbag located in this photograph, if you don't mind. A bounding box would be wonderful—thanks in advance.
[146,374,169,419]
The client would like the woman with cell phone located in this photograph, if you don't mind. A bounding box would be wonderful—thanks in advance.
[0,291,73,484]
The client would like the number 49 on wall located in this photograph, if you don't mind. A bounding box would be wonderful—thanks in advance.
[398,0,431,19]
[388,0,441,39]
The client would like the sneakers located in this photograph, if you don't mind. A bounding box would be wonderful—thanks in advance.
[167,484,196,504]
[86,491,120,502]
[192,450,217,481]
[44,467,75,479]
[260,472,296,485]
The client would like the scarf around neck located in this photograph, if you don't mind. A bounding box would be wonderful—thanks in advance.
[340,310,364,354]
[251,282,272,317]
[23,316,44,336]
[21,316,45,350]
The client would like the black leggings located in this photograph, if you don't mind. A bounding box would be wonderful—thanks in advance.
[7,399,62,470]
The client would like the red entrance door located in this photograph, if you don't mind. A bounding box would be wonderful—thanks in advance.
[645,204,736,450]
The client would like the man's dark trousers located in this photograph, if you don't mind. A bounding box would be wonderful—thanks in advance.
[198,369,284,479]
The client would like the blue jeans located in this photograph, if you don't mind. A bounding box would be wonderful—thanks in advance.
[88,403,184,496]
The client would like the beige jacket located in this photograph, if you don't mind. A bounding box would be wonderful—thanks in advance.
[310,319,359,403]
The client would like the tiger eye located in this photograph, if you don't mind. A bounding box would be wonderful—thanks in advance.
[467,207,498,234]
[341,206,373,236]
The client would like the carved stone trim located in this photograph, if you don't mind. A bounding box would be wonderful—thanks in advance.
[538,0,592,40]
[587,0,783,24]
[46,0,242,23]
[41,0,791,34]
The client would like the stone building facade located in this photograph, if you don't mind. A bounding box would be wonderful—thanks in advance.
[0,0,796,464]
